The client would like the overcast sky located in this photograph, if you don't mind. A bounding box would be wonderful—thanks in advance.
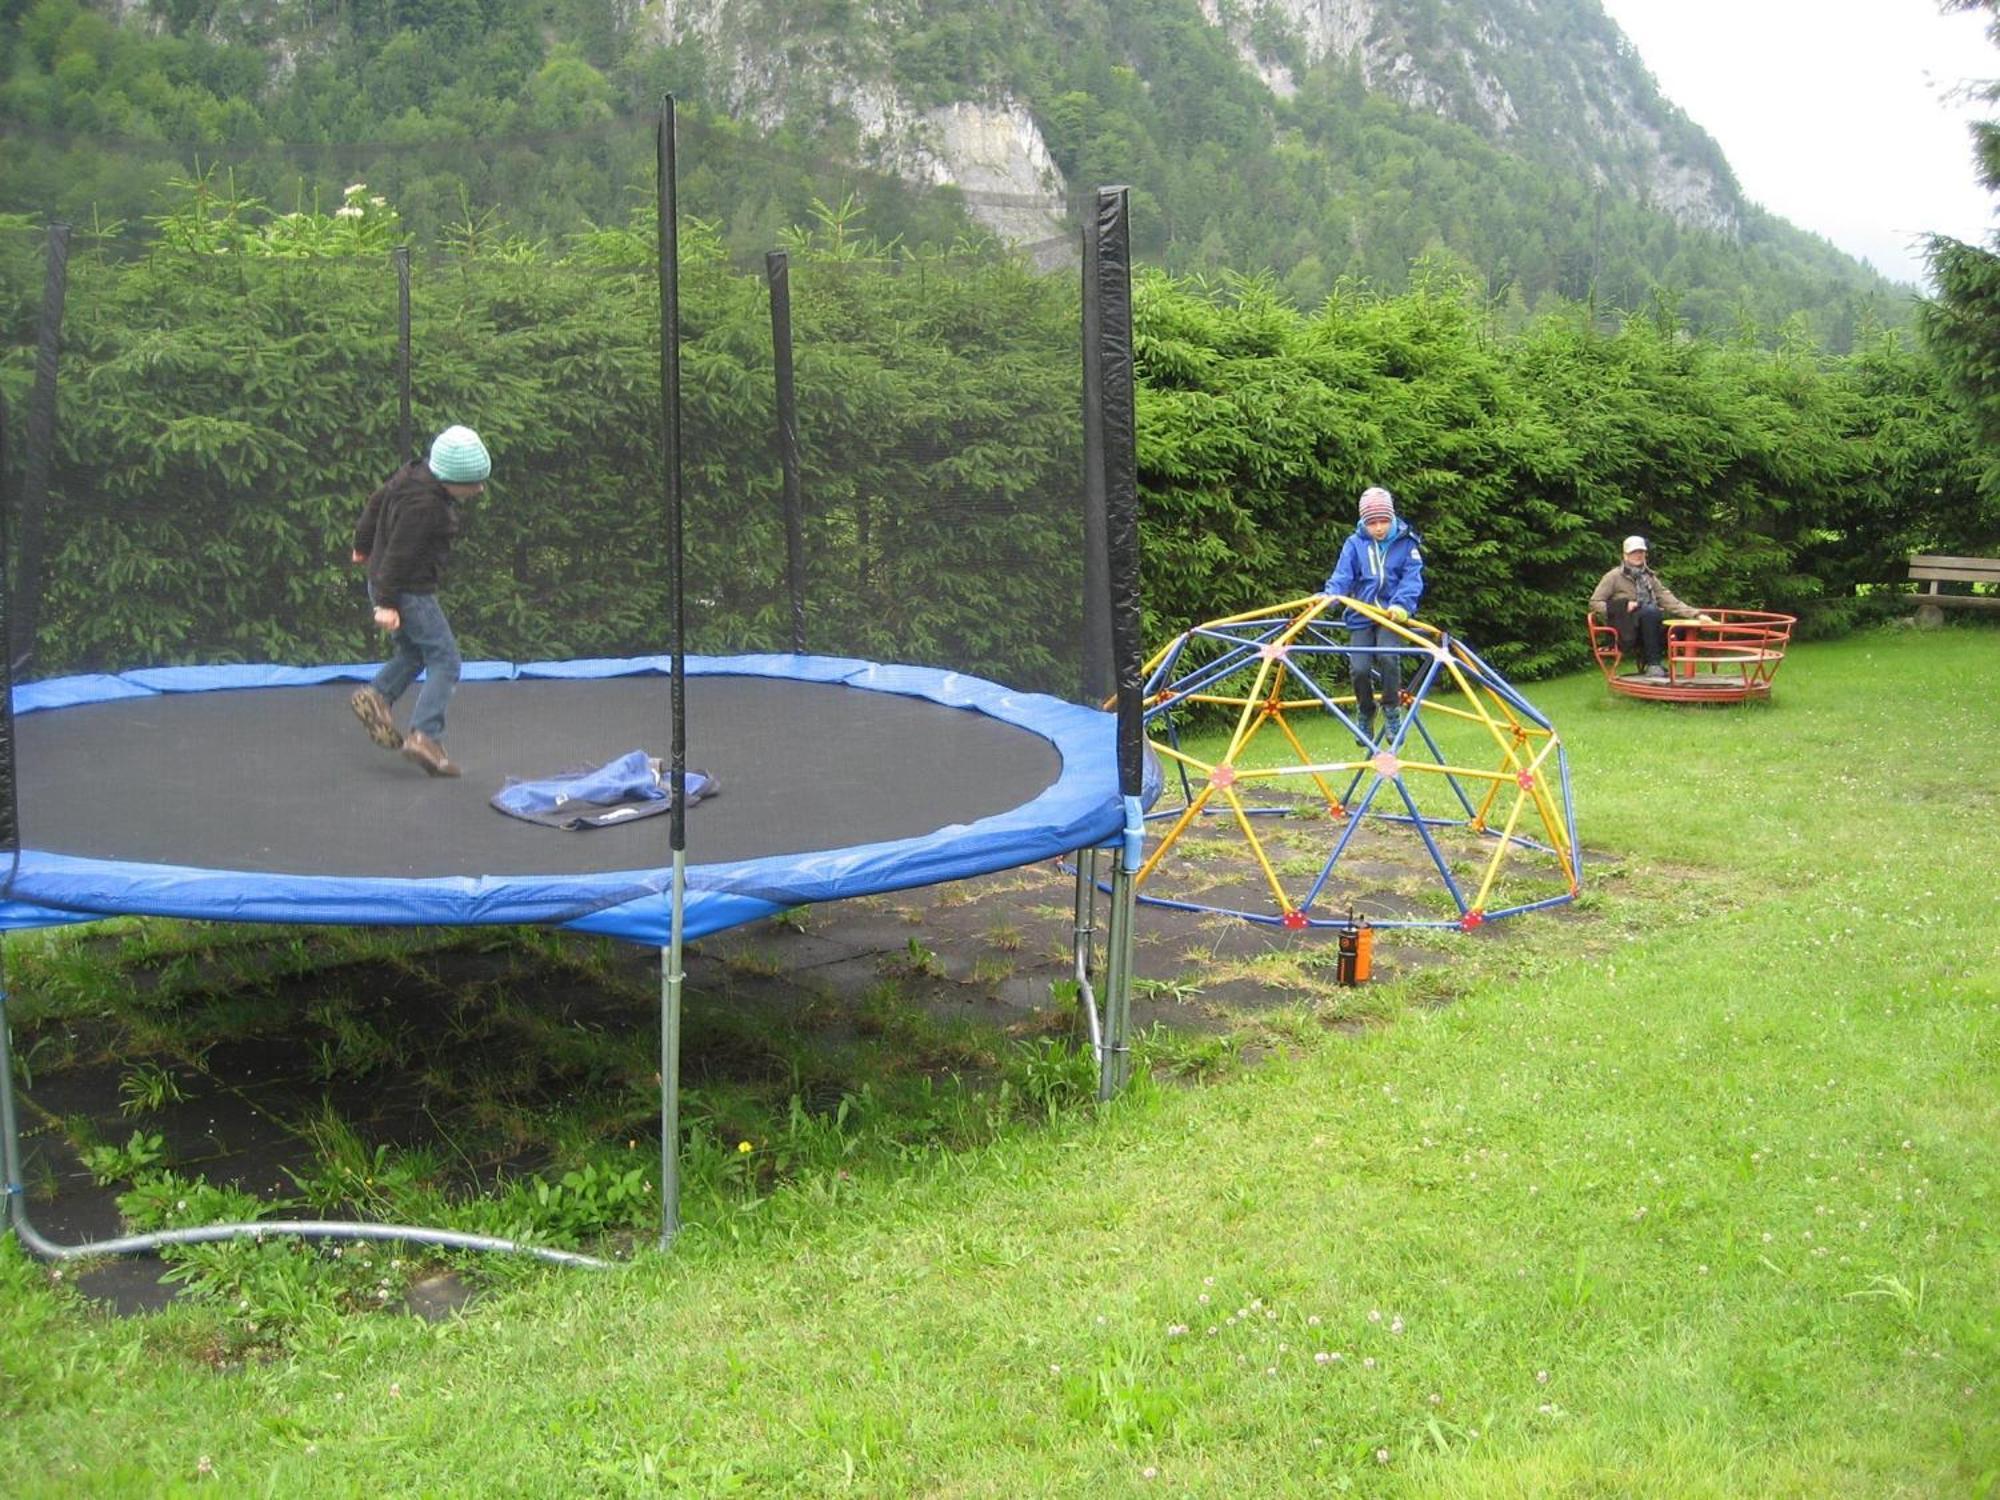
[1594,0,1996,287]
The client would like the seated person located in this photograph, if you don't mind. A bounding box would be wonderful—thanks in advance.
[1589,536,1708,679]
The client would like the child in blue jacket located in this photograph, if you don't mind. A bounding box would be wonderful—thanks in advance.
[1324,486,1425,743]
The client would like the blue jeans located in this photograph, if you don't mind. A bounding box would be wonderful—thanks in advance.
[370,590,461,740]
[1347,623,1403,724]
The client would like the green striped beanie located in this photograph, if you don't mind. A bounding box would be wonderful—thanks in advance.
[428,425,491,484]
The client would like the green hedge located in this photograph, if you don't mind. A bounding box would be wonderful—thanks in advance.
[1134,268,1993,674]
[3,217,1990,685]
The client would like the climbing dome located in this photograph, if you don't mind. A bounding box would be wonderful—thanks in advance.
[1138,594,1581,931]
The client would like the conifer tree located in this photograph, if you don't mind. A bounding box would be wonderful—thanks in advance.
[1921,0,2000,457]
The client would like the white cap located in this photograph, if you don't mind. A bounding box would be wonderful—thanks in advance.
[1622,535,1648,554]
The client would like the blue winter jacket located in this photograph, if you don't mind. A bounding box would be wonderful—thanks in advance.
[1324,517,1425,628]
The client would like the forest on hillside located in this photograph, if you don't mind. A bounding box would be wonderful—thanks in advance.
[0,0,1911,347]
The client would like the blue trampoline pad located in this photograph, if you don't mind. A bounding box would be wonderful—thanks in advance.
[1,655,1127,944]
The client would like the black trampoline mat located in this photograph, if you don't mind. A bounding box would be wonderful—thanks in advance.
[14,675,1064,881]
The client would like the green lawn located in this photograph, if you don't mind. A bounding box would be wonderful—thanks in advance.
[1,626,1995,1497]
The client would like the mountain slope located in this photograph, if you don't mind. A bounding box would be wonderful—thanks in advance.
[0,0,1908,345]
[637,0,1898,340]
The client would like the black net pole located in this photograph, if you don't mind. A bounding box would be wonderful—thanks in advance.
[12,222,69,675]
[394,245,414,461]
[765,250,807,654]
[657,103,686,841]
[1079,215,1113,704]
[1094,188,1144,799]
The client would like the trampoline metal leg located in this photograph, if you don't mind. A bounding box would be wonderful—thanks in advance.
[0,984,39,1250]
[1099,862,1137,1101]
[1072,849,1104,1060]
[660,850,685,1250]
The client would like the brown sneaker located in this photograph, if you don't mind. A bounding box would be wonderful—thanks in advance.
[349,686,402,749]
[400,730,461,778]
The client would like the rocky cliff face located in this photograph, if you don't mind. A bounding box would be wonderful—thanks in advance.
[645,0,1070,251]
[1198,0,1737,234]
[643,0,1737,248]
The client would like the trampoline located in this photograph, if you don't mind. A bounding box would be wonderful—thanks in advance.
[0,655,1127,944]
[0,109,1153,1268]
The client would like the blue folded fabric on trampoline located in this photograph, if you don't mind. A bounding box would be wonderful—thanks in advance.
[492,751,714,831]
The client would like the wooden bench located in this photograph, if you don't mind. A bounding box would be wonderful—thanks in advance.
[1909,554,2000,627]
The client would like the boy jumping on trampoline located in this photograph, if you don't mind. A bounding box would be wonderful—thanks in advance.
[348,425,491,778]
[1325,485,1425,745]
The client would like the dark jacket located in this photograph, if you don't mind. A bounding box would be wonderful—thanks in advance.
[355,461,461,604]
[1324,517,1425,629]
[1590,563,1694,619]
